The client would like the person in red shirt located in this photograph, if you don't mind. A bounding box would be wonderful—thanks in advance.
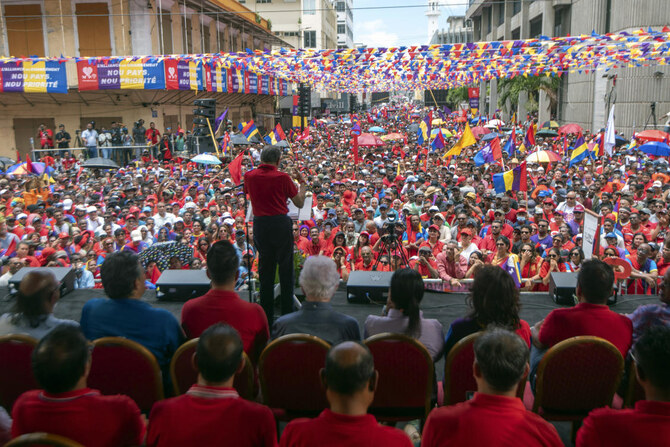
[412,246,439,278]
[279,341,412,447]
[300,226,328,257]
[577,325,670,447]
[422,328,562,447]
[530,259,633,387]
[11,325,145,446]
[420,224,444,258]
[353,246,375,271]
[145,122,161,145]
[181,241,269,365]
[244,146,307,322]
[147,323,276,447]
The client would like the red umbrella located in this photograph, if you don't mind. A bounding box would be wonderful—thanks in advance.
[470,126,491,139]
[558,123,583,135]
[635,129,670,143]
[357,133,385,147]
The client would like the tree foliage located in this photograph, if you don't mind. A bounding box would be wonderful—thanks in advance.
[497,75,561,116]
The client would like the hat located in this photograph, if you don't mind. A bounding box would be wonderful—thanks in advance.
[465,192,476,199]
[58,232,70,239]
[379,203,388,209]
[605,232,618,239]
[517,208,527,214]
[418,246,432,253]
[429,206,440,212]
[414,189,424,197]
[365,206,375,212]
[510,158,519,164]
[641,208,652,215]
[32,216,41,223]
[428,224,440,232]
[86,206,97,213]
[62,198,73,210]
[552,233,562,240]
[433,212,445,221]
[575,233,583,240]
[573,204,585,212]
[543,198,554,205]
[130,229,143,242]
[353,208,363,213]
[461,228,472,236]
[405,175,417,183]
[653,180,662,188]
[223,218,235,226]
[16,213,27,220]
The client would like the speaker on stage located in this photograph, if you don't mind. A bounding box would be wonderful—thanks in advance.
[549,272,578,306]
[156,269,211,301]
[346,271,394,304]
[9,267,75,297]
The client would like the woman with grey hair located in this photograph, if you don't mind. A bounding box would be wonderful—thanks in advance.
[271,256,361,345]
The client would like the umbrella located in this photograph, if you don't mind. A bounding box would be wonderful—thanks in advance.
[430,128,453,138]
[0,157,15,169]
[368,126,386,133]
[482,132,503,142]
[558,123,583,135]
[230,133,259,145]
[470,117,487,125]
[380,132,405,141]
[470,126,491,139]
[357,133,385,147]
[536,129,559,138]
[484,119,505,128]
[431,118,445,126]
[639,141,670,157]
[140,241,194,272]
[615,135,629,147]
[191,153,222,165]
[82,157,119,169]
[408,123,419,133]
[275,140,290,148]
[526,150,562,163]
[635,129,670,143]
[540,120,559,129]
[6,161,49,176]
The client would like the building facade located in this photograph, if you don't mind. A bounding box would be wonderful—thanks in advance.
[465,0,670,136]
[430,15,474,45]
[0,0,284,158]
[335,0,354,49]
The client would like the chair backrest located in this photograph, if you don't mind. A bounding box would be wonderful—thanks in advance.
[258,334,331,418]
[443,333,480,406]
[87,337,164,413]
[534,336,624,415]
[170,338,255,400]
[5,433,84,447]
[364,333,434,420]
[0,334,39,411]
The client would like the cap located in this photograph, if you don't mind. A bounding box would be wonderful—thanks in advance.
[366,206,375,212]
[353,208,363,213]
[62,198,73,210]
[58,232,70,239]
[130,229,142,242]
[653,180,662,188]
[428,224,440,232]
[86,206,97,213]
[16,213,27,220]
[32,216,41,223]
[429,205,440,212]
[517,208,527,214]
[605,232,618,239]
[573,204,585,212]
[460,228,472,236]
[465,192,476,199]
[418,246,432,253]
[379,203,388,209]
[641,208,652,215]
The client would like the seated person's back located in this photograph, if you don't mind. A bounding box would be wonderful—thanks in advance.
[147,323,276,447]
[11,325,144,447]
[181,241,269,363]
[80,251,184,371]
[272,256,360,345]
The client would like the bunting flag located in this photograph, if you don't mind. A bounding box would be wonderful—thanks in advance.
[569,135,589,166]
[238,121,260,140]
[493,161,528,193]
[417,115,431,145]
[519,124,535,152]
[443,123,476,158]
[0,60,67,93]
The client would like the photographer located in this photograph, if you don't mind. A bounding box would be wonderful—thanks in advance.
[412,246,439,279]
[72,253,94,289]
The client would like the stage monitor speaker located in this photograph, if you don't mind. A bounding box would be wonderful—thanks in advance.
[9,267,75,297]
[156,269,211,301]
[346,271,393,304]
[549,272,578,306]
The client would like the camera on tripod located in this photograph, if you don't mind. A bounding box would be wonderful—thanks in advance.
[380,215,399,244]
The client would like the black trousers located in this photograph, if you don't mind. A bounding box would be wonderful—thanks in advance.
[253,214,294,322]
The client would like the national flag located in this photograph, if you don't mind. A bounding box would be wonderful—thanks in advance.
[629,135,638,151]
[430,130,446,151]
[351,116,361,136]
[474,138,502,166]
[417,115,431,145]
[519,124,535,152]
[443,123,476,158]
[238,120,260,140]
[214,108,228,134]
[296,127,311,141]
[274,124,287,142]
[228,152,244,185]
[503,134,516,156]
[490,137,502,160]
[265,123,287,145]
[604,105,616,156]
[221,132,230,156]
[569,135,589,167]
[1,237,17,258]
[501,256,522,288]
[26,154,34,174]
[492,161,528,194]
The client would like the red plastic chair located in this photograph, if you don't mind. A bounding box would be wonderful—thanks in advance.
[258,334,331,420]
[87,337,164,413]
[364,333,434,421]
[443,332,526,406]
[0,334,39,411]
[533,336,624,421]
[5,433,84,447]
[169,338,255,400]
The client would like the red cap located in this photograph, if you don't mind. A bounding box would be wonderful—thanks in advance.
[461,228,472,236]
[428,224,440,232]
[58,232,69,239]
[573,204,585,212]
[129,206,141,214]
[517,208,527,214]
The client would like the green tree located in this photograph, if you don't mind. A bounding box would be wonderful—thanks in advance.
[497,75,561,117]
[444,86,469,110]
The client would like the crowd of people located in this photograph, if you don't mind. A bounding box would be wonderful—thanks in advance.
[0,103,669,445]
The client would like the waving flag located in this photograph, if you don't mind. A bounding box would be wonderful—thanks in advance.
[493,161,528,193]
[604,105,616,156]
[569,135,589,167]
[264,124,287,145]
[238,121,260,140]
[443,123,476,158]
[503,134,516,156]
[417,115,431,145]
[228,152,244,185]
[214,108,228,134]
[351,116,361,136]
[474,138,502,166]
[431,130,446,151]
[519,124,536,152]
[501,256,522,288]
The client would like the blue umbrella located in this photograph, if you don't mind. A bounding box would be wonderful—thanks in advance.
[470,117,487,125]
[191,153,222,165]
[368,126,385,133]
[482,132,502,142]
[639,141,670,157]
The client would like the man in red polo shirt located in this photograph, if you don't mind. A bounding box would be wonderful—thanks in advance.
[530,259,633,387]
[577,326,670,447]
[11,325,145,446]
[181,241,269,365]
[244,145,307,322]
[422,328,562,447]
[279,341,411,447]
[147,323,276,447]
[353,246,375,271]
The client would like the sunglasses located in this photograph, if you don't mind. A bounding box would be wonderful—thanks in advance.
[548,254,558,258]
[521,249,532,253]
[496,243,506,247]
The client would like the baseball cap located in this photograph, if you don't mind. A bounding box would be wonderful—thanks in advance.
[428,224,440,232]
[605,232,618,239]
[573,204,585,212]
[130,229,143,242]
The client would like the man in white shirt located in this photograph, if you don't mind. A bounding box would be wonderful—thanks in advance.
[81,122,98,159]
[152,202,176,228]
[0,258,23,287]
[85,206,104,232]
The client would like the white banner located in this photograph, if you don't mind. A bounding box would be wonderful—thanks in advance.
[582,212,600,259]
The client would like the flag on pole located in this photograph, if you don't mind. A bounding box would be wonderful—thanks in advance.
[417,115,431,145]
[604,105,616,156]
[443,123,476,158]
[214,108,228,134]
[430,130,446,151]
[492,161,528,193]
[569,135,589,166]
[474,138,502,166]
[221,133,230,156]
[519,124,535,152]
[228,153,244,185]
[238,121,260,140]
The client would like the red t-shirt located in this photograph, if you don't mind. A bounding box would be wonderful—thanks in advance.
[181,289,269,364]
[538,302,633,357]
[279,409,412,447]
[354,260,374,271]
[244,164,299,217]
[577,400,670,447]
[12,388,144,447]
[422,393,562,447]
[147,385,276,447]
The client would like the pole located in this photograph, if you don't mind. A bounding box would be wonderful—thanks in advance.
[300,82,305,133]
[205,118,219,156]
[428,88,439,108]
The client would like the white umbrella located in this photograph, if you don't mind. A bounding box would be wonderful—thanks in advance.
[191,153,222,165]
[484,119,505,128]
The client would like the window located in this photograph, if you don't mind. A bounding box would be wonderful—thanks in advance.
[183,17,193,54]
[337,24,345,34]
[5,4,45,57]
[511,27,520,40]
[159,9,173,54]
[304,0,316,15]
[498,1,505,25]
[202,24,210,53]
[486,7,492,34]
[76,3,112,56]
[304,30,316,48]
[258,0,272,3]
[529,16,542,39]
[512,0,521,16]
[336,1,345,12]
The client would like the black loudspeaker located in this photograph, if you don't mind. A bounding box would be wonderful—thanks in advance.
[9,267,75,297]
[156,269,211,301]
[549,272,578,306]
[346,271,394,304]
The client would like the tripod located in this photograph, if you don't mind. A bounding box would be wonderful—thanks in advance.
[373,233,410,271]
[644,102,657,130]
